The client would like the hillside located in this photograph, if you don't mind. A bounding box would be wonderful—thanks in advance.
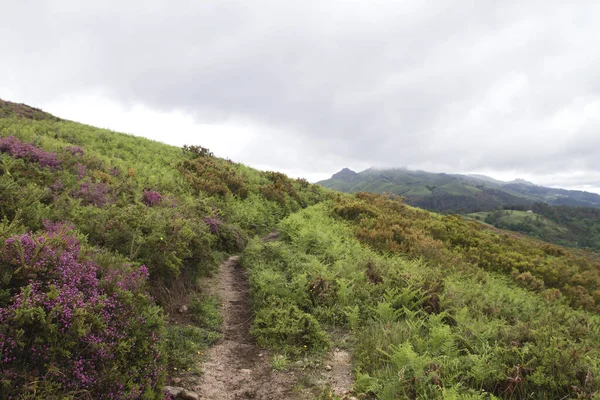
[0,100,328,399]
[318,167,600,212]
[2,101,600,399]
[467,207,600,252]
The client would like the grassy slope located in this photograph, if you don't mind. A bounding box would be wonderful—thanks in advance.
[466,210,599,251]
[0,103,328,398]
[242,199,600,399]
[3,101,600,399]
[467,210,564,230]
[322,169,600,253]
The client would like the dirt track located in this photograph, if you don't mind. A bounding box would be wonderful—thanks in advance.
[194,256,300,399]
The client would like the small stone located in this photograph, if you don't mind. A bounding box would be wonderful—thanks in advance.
[165,386,184,397]
[178,389,200,400]
[240,368,252,374]
[258,353,264,357]
[325,365,333,371]
[172,377,181,384]
[178,305,189,313]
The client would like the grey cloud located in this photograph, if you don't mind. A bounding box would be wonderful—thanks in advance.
[2,0,600,189]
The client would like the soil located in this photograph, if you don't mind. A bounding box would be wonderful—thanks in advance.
[167,237,354,399]
[185,255,300,399]
[322,348,353,397]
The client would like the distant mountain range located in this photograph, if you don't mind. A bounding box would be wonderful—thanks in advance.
[318,167,600,213]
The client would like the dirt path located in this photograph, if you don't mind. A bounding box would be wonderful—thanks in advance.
[192,256,300,399]
[323,348,353,397]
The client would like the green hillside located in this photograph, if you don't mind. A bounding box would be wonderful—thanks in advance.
[318,168,600,212]
[2,100,600,399]
[466,210,568,239]
[0,99,327,399]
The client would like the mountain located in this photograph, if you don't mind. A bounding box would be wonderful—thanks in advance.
[318,167,600,212]
[3,100,600,399]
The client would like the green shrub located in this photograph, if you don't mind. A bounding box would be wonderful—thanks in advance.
[164,325,220,374]
[189,294,222,331]
[251,299,329,355]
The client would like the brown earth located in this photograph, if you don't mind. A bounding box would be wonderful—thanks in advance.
[186,255,301,399]
[322,348,353,397]
[168,240,354,399]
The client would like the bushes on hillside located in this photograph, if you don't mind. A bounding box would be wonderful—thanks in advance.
[0,136,61,170]
[180,156,249,198]
[142,190,163,207]
[0,223,165,399]
[242,203,600,399]
[251,299,330,354]
[339,192,600,311]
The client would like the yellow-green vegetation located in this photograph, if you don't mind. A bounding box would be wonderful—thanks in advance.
[4,99,600,399]
[241,197,600,399]
[467,205,600,252]
[0,102,327,399]
[318,167,600,212]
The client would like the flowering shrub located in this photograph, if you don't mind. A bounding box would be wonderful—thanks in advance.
[142,190,162,207]
[76,162,87,180]
[203,217,221,234]
[0,99,61,121]
[0,223,165,399]
[72,181,112,207]
[0,135,61,170]
[65,145,85,156]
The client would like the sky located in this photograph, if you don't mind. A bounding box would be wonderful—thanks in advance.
[2,1,600,192]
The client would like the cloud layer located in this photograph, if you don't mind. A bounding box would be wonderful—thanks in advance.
[2,1,600,189]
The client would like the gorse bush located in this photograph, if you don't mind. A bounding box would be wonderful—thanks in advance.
[0,223,165,399]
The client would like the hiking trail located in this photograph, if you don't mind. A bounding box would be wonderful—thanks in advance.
[168,243,354,399]
[190,255,299,399]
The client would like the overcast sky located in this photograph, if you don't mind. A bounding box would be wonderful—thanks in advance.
[2,1,600,192]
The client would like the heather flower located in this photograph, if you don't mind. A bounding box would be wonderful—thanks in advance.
[50,180,64,193]
[0,223,165,398]
[203,216,221,234]
[76,162,87,180]
[0,135,61,170]
[72,181,111,207]
[142,190,162,206]
[65,145,85,156]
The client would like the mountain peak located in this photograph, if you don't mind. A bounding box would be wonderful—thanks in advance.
[508,178,536,186]
[331,167,358,181]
